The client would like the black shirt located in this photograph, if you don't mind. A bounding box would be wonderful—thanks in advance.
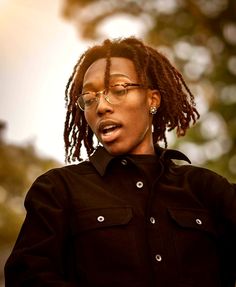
[5,145,236,287]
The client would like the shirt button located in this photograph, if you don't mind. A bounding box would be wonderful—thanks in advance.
[155,254,162,262]
[196,218,202,225]
[150,217,156,224]
[121,159,128,165]
[136,181,144,188]
[97,216,105,222]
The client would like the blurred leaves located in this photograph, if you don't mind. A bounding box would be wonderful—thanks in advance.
[62,0,236,181]
[0,121,60,249]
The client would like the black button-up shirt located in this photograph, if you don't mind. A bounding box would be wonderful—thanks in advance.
[5,146,236,287]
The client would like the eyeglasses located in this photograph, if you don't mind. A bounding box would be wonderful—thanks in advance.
[77,83,144,111]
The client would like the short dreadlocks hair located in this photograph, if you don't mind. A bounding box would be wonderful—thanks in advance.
[64,37,199,162]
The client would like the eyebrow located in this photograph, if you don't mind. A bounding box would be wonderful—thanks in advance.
[82,73,132,90]
[109,73,131,80]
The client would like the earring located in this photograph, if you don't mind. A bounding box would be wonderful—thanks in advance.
[149,106,157,115]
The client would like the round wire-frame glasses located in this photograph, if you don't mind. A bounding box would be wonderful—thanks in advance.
[77,83,144,111]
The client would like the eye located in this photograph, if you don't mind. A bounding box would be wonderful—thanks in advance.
[110,85,126,97]
[82,92,96,106]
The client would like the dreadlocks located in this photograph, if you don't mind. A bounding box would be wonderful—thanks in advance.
[64,37,200,162]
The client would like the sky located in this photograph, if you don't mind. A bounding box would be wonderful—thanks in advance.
[0,0,84,163]
[0,0,144,163]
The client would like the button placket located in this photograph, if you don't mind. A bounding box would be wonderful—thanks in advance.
[196,218,202,225]
[155,254,162,262]
[121,159,128,166]
[136,181,144,189]
[150,217,156,224]
[97,216,105,222]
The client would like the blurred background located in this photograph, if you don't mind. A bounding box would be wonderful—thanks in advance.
[0,0,236,285]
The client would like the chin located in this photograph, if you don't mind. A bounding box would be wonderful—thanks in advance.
[103,143,129,156]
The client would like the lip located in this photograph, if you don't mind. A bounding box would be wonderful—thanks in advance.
[97,119,122,143]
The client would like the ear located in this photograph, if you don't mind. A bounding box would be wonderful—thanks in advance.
[147,89,161,109]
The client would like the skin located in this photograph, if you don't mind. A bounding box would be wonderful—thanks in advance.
[83,57,161,155]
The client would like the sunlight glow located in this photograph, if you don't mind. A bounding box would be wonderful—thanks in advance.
[99,14,146,38]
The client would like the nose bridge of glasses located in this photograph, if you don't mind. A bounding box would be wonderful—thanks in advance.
[95,89,107,99]
[96,89,105,95]
[95,89,111,106]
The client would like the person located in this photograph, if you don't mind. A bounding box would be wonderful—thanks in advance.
[4,37,236,287]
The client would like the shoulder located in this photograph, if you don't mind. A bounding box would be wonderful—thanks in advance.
[25,161,96,203]
[168,163,234,198]
[169,163,235,213]
[38,160,96,181]
[169,162,229,183]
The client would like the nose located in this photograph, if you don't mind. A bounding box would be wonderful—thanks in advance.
[96,91,113,115]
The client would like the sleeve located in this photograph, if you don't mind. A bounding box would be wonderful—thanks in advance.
[4,171,78,287]
[192,169,236,285]
[210,178,236,285]
[222,182,236,286]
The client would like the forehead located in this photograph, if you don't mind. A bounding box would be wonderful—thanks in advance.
[83,57,138,85]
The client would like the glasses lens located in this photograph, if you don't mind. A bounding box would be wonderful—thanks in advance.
[77,96,85,110]
[108,85,127,104]
[78,92,96,110]
[77,85,129,110]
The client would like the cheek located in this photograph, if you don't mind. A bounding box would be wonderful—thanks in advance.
[135,101,150,121]
[84,113,95,130]
[127,107,151,132]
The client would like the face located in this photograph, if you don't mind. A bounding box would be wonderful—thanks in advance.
[83,57,160,155]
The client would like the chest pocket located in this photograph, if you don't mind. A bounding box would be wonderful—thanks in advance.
[70,206,133,235]
[168,208,217,236]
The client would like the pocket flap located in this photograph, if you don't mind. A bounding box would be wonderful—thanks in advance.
[71,206,133,234]
[168,208,216,235]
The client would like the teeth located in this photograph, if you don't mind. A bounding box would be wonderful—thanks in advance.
[103,125,116,131]
[102,125,117,134]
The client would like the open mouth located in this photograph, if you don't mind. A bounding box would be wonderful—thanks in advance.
[101,124,121,135]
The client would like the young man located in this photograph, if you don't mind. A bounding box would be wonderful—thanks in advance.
[5,37,236,287]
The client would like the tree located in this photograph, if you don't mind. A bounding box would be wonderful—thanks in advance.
[0,121,60,283]
[61,0,236,181]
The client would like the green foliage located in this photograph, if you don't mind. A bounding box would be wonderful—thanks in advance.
[0,127,60,250]
[0,122,60,282]
[62,0,236,181]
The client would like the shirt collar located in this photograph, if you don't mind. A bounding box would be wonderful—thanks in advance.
[89,145,191,176]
